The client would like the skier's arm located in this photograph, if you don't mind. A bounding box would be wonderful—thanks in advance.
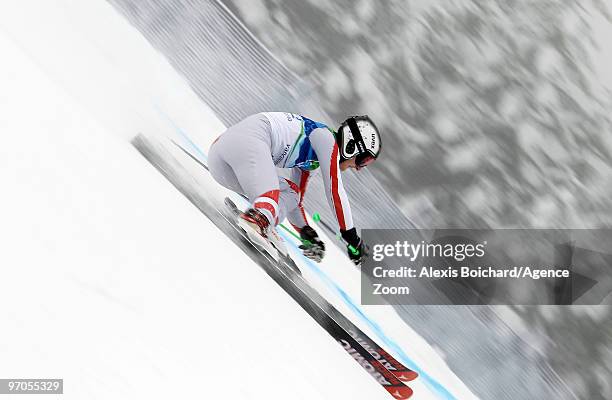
[285,168,325,262]
[308,128,354,232]
[286,169,311,231]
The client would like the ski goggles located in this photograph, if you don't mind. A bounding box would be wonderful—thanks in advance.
[355,152,376,170]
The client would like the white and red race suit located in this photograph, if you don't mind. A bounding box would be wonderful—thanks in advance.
[207,112,354,233]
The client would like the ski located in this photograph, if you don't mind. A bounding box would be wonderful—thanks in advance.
[133,134,416,398]
[218,196,413,399]
[308,216,419,383]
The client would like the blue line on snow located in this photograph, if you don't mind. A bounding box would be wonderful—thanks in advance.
[153,103,209,163]
[155,110,458,400]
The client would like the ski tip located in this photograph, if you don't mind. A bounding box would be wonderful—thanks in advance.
[386,384,413,399]
[312,213,321,222]
[224,197,239,211]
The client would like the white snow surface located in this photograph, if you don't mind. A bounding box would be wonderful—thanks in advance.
[0,1,477,399]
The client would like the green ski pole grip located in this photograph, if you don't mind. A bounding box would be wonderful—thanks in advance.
[337,232,359,255]
[278,223,310,246]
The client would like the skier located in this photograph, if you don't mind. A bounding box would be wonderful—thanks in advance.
[207,112,381,266]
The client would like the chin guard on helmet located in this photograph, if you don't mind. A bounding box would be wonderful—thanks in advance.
[336,115,381,167]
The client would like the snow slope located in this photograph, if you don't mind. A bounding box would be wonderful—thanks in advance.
[0,1,477,399]
[0,26,390,400]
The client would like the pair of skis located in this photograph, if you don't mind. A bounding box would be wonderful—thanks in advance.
[137,135,418,399]
[220,196,418,399]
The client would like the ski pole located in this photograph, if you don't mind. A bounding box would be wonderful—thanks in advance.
[311,213,360,256]
[278,223,312,247]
